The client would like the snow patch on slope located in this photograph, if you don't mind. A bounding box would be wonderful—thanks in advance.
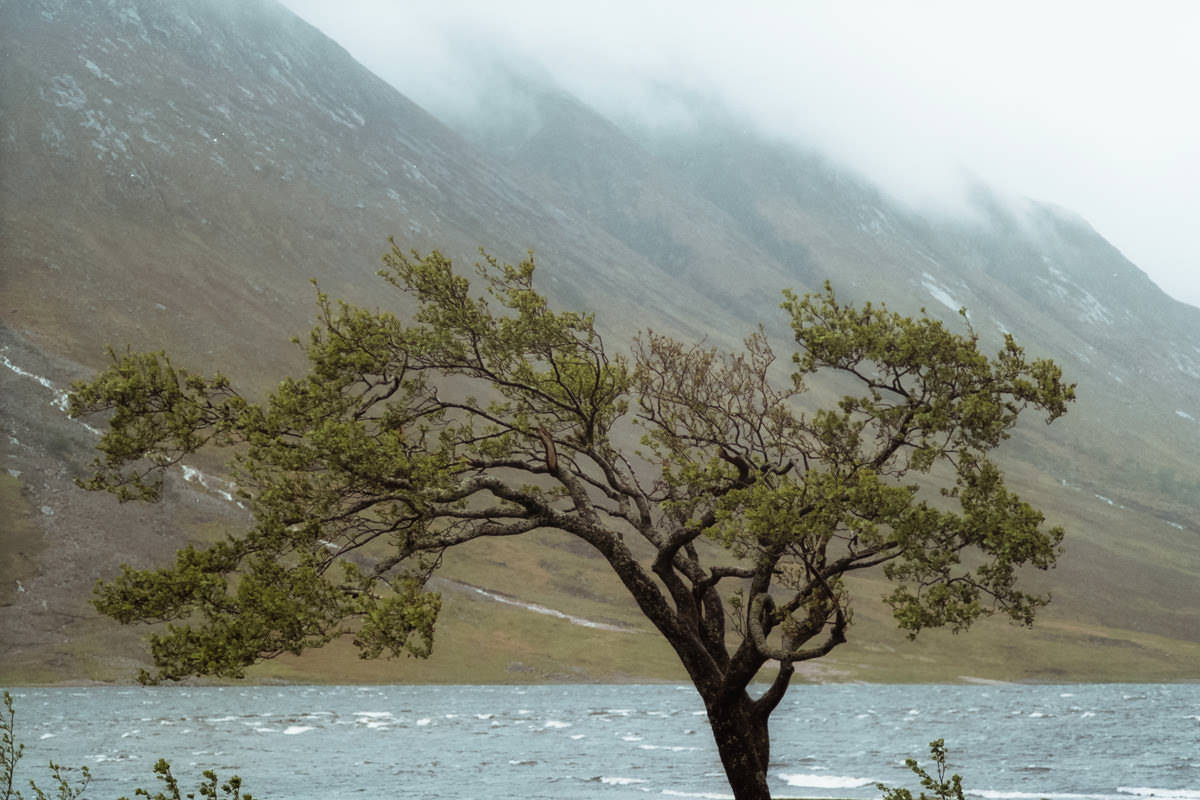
[2,349,243,506]
[444,580,638,633]
[1038,263,1115,326]
[921,272,963,313]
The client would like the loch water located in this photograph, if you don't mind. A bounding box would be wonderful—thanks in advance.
[6,683,1199,799]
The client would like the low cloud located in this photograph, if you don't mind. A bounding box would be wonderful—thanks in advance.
[279,0,1200,307]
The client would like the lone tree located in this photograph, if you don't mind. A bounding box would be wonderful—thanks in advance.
[71,244,1073,800]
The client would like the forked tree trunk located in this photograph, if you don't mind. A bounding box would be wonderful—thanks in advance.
[706,693,773,800]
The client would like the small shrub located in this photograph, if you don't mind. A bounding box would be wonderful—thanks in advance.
[118,759,254,800]
[877,738,965,800]
[2,691,91,800]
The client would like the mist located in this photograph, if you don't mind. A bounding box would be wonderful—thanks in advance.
[277,0,1200,308]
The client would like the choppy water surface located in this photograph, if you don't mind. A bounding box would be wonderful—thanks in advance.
[6,683,1198,799]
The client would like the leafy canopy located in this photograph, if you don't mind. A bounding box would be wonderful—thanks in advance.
[70,242,1073,695]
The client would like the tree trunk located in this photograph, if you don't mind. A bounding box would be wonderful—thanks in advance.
[706,693,773,800]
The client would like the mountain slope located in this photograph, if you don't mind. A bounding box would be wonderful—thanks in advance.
[2,0,1197,683]
[0,0,742,682]
[0,0,731,378]
[445,80,1200,664]
[451,80,1200,523]
[641,121,1200,505]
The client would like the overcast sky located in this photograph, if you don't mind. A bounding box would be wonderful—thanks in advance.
[278,0,1200,308]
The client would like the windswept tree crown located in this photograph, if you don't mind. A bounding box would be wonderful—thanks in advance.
[71,243,1073,799]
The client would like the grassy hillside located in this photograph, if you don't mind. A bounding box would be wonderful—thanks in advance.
[2,0,1198,686]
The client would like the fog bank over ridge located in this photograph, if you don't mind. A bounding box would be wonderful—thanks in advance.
[277,0,1200,309]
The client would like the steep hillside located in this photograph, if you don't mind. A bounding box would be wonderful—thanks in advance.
[639,122,1200,508]
[445,81,1200,671]
[2,0,1197,683]
[450,79,1200,525]
[0,0,728,378]
[0,0,735,682]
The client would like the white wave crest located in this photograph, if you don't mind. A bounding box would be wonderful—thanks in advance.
[282,725,314,735]
[638,744,698,752]
[778,772,875,789]
[975,791,1125,800]
[1120,789,1200,800]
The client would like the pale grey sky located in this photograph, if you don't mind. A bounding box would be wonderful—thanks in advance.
[279,0,1200,308]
